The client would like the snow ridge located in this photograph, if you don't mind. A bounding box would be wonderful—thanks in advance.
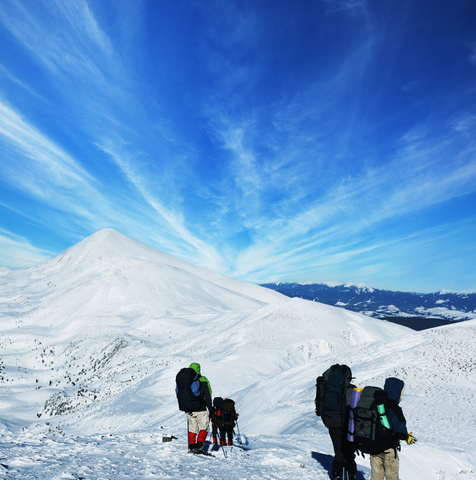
[0,229,475,480]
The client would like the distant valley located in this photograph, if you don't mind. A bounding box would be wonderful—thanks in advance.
[260,282,476,330]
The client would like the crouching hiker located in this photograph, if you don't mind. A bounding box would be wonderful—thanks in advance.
[369,377,417,480]
[175,362,213,454]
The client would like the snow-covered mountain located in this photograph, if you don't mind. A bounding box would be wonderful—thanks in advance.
[1,229,475,479]
[261,282,476,326]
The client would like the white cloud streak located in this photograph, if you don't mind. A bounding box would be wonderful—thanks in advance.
[0,229,53,269]
[0,100,94,186]
[2,0,119,91]
[1,0,475,291]
[0,0,226,271]
[230,127,476,281]
[96,141,224,272]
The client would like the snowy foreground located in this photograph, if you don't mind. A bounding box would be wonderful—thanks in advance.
[1,230,475,479]
[1,430,474,480]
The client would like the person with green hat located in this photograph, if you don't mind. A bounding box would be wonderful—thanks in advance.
[175,362,213,454]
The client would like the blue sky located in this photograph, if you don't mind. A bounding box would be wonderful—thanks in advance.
[1,0,475,293]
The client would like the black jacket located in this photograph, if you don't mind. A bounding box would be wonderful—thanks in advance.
[381,377,409,450]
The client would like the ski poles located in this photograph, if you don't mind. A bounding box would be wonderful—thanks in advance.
[217,430,227,458]
[342,461,350,480]
[235,419,243,445]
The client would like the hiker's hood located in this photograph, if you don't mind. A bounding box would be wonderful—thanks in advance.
[189,363,201,375]
[384,377,405,403]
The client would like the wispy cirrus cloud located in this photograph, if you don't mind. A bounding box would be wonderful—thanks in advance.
[0,0,475,292]
[230,121,476,281]
[0,98,97,204]
[2,0,119,90]
[0,228,53,269]
[189,0,476,285]
[0,0,225,270]
[96,140,224,272]
[195,0,379,230]
[0,92,222,269]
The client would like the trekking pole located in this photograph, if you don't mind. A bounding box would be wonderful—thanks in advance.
[342,461,348,480]
[186,417,191,453]
[217,431,227,459]
[236,419,243,445]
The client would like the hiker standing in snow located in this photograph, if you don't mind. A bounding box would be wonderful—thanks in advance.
[369,377,417,480]
[211,397,223,444]
[215,398,239,446]
[175,362,213,453]
[315,364,357,480]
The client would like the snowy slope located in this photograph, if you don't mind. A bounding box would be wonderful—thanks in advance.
[1,229,475,480]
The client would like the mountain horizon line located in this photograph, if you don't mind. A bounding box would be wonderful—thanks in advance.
[1,228,474,297]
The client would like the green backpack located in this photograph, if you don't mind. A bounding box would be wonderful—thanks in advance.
[352,386,393,455]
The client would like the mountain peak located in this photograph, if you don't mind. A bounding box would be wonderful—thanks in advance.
[343,282,374,293]
[27,228,175,279]
[75,228,137,252]
[86,227,120,241]
[57,228,172,268]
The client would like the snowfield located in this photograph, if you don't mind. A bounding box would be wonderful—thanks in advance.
[1,229,475,479]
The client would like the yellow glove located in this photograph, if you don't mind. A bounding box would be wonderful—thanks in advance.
[406,432,417,445]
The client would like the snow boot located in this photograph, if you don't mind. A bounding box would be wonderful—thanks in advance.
[188,432,197,451]
[188,431,205,453]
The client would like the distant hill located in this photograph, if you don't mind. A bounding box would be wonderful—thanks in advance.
[0,229,409,433]
[260,282,476,329]
[2,229,476,478]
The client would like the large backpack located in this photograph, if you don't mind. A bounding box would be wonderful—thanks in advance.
[217,398,236,427]
[315,364,352,428]
[351,386,393,455]
[213,396,224,410]
[175,367,202,412]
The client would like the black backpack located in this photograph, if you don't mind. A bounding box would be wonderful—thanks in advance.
[217,398,236,427]
[213,396,224,410]
[315,364,352,428]
[352,386,393,455]
[175,367,202,412]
